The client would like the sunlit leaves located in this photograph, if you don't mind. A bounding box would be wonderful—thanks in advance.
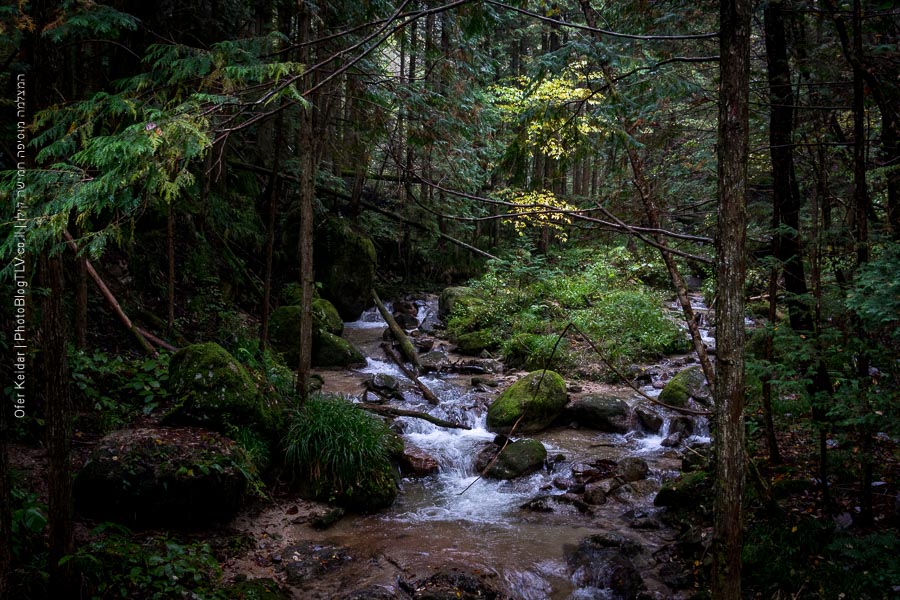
[498,188,577,241]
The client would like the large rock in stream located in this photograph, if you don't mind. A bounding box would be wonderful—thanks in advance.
[164,342,275,433]
[658,365,712,407]
[269,303,365,368]
[561,393,631,433]
[486,370,568,434]
[75,427,250,526]
[474,438,547,480]
[566,533,647,600]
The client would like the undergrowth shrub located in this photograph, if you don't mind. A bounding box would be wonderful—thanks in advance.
[70,349,170,431]
[446,247,687,374]
[68,524,225,600]
[283,394,400,510]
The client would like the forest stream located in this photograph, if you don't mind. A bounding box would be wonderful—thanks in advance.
[228,297,713,599]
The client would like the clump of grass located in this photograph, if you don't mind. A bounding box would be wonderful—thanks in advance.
[283,394,400,510]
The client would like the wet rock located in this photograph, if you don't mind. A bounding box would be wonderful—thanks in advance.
[280,543,351,585]
[486,370,568,434]
[567,534,646,599]
[561,393,631,433]
[634,404,664,434]
[75,427,249,526]
[474,438,547,480]
[471,376,498,387]
[669,416,695,437]
[393,300,418,317]
[314,218,376,320]
[310,507,345,530]
[660,432,684,448]
[583,484,608,506]
[520,493,592,514]
[415,338,435,353]
[658,366,712,408]
[616,457,650,482]
[419,350,449,372]
[571,459,618,485]
[610,480,660,503]
[365,373,403,400]
[593,477,624,496]
[223,578,291,600]
[410,566,502,600]
[398,446,440,477]
[340,587,401,600]
[394,313,420,330]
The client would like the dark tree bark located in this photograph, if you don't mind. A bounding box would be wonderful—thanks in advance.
[765,0,812,334]
[39,254,75,598]
[712,0,751,598]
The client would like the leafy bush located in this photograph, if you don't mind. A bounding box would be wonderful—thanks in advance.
[70,349,170,431]
[68,524,226,600]
[283,394,400,510]
[7,482,49,597]
[446,247,687,374]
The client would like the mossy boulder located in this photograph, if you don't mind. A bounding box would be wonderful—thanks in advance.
[455,329,498,355]
[314,219,377,320]
[486,370,568,434]
[165,342,271,432]
[475,438,547,480]
[314,331,366,368]
[653,470,712,509]
[74,427,250,526]
[438,286,478,321]
[659,366,712,408]
[561,394,631,433]
[269,303,363,368]
[269,300,345,363]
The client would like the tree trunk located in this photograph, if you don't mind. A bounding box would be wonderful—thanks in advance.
[39,253,75,598]
[764,0,813,334]
[167,202,176,334]
[712,1,751,598]
[259,114,283,350]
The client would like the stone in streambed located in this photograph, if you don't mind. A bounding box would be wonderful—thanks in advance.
[486,370,568,434]
[474,438,547,480]
[561,393,631,433]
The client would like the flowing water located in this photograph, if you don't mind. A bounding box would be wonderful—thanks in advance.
[304,300,709,599]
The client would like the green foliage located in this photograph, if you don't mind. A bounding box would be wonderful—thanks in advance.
[847,241,900,339]
[7,483,50,595]
[68,525,226,600]
[447,246,686,373]
[744,515,900,599]
[70,349,170,431]
[283,394,399,510]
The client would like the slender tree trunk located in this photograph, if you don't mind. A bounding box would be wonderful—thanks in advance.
[259,117,282,349]
[167,202,176,334]
[39,253,75,597]
[765,0,812,334]
[712,0,751,598]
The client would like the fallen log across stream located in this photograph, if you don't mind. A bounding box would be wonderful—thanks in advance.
[379,343,440,405]
[357,403,470,430]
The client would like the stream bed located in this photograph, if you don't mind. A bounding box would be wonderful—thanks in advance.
[276,299,711,599]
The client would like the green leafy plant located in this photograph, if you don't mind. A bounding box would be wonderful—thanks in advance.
[70,349,170,430]
[67,525,226,600]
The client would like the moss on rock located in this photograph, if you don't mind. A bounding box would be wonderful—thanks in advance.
[659,366,712,408]
[313,331,366,368]
[455,329,498,355]
[653,470,712,509]
[486,370,568,434]
[314,219,377,321]
[477,438,547,480]
[165,342,270,432]
[223,578,291,600]
[74,427,251,526]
